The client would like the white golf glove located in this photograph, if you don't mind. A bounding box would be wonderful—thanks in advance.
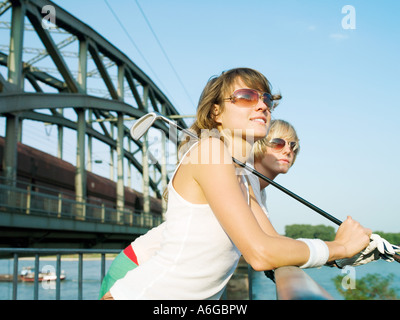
[335,234,400,268]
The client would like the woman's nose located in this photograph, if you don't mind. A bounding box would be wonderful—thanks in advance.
[281,144,293,155]
[255,98,268,113]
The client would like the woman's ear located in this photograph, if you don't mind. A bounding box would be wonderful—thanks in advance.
[213,104,222,124]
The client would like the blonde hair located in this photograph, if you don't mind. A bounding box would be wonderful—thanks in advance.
[253,119,300,165]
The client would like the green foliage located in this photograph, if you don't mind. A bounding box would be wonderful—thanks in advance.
[374,231,400,246]
[332,273,399,300]
[284,224,400,245]
[284,224,335,241]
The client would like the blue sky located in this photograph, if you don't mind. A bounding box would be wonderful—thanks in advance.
[3,0,400,234]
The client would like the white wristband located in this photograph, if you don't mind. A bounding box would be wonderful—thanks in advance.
[297,238,330,269]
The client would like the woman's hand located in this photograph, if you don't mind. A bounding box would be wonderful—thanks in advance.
[332,216,371,259]
[100,291,114,300]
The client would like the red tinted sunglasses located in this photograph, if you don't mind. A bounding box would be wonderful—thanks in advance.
[268,138,298,153]
[224,88,275,112]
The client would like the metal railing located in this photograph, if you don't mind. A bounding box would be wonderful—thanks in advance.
[0,248,334,300]
[0,183,162,228]
[274,266,334,300]
[0,248,120,300]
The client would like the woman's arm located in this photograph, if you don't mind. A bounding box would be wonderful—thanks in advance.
[247,183,282,238]
[189,138,370,271]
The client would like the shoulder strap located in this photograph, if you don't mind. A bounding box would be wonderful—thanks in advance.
[168,141,199,185]
[241,171,251,205]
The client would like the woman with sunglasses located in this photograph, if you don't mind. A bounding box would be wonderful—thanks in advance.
[252,119,299,208]
[103,68,371,300]
[99,119,298,299]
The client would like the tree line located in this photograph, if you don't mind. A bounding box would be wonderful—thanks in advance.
[285,224,400,245]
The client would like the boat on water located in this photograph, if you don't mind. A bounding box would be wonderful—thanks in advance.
[20,267,66,282]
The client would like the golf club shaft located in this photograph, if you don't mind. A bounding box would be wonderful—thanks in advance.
[231,158,343,226]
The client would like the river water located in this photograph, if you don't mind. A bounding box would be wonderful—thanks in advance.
[0,258,398,300]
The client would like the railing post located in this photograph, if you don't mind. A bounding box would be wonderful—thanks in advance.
[56,254,61,300]
[78,253,83,300]
[12,253,19,300]
[34,254,40,300]
[101,253,106,283]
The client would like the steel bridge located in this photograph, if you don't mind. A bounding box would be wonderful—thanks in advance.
[0,0,187,249]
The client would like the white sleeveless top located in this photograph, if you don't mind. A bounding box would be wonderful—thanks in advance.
[110,141,246,300]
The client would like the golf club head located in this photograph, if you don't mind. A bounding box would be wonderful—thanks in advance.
[130,112,159,140]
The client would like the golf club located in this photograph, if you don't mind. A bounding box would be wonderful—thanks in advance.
[131,111,400,263]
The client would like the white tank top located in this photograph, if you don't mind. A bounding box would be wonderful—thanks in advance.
[110,141,246,300]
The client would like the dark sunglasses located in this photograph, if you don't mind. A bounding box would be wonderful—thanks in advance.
[268,138,298,153]
[224,88,275,112]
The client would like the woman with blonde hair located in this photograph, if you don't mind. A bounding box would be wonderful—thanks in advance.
[102,67,370,300]
[250,119,300,212]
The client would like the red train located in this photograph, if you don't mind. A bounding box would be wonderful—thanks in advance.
[0,136,163,215]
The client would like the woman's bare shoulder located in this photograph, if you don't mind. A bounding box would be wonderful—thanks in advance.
[185,137,232,166]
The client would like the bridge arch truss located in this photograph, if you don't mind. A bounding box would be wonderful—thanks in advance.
[0,0,187,219]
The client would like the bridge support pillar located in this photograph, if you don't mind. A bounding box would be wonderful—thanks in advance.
[3,2,25,187]
[7,1,25,90]
[75,108,86,219]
